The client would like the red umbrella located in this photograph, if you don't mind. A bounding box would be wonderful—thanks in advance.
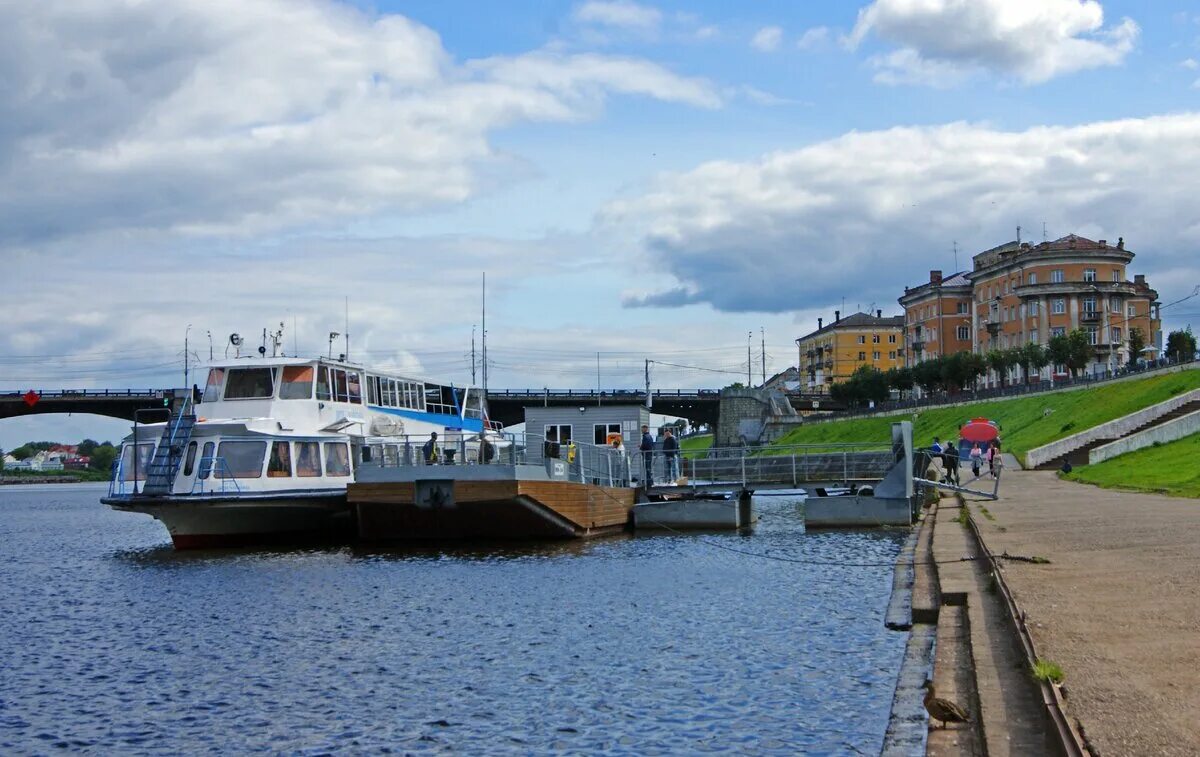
[960,417,999,443]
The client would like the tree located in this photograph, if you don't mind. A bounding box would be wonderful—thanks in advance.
[1166,328,1197,363]
[1127,327,1146,367]
[886,366,914,393]
[912,357,945,394]
[850,366,890,405]
[77,439,99,457]
[985,349,1009,387]
[89,443,117,473]
[1047,332,1070,375]
[1065,328,1094,377]
[1020,343,1049,383]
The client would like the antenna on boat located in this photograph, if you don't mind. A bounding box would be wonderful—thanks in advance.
[471,325,477,384]
[481,273,488,395]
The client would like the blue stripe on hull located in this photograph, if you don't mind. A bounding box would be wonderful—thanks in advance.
[369,405,483,432]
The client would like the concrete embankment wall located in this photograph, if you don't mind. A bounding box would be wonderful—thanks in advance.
[1025,388,1200,468]
[1087,409,1200,465]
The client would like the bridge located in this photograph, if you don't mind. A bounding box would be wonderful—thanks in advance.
[0,387,845,424]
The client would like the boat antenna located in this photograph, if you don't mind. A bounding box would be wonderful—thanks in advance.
[481,273,488,394]
[471,325,477,384]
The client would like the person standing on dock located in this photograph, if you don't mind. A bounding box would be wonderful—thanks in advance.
[423,432,439,465]
[639,424,655,486]
[662,427,679,483]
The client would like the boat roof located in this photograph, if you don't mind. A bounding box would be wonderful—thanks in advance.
[198,356,473,388]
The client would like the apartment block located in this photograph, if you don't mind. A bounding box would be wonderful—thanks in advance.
[795,310,905,393]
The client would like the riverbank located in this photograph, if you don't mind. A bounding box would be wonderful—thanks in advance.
[1,470,110,485]
[1065,432,1200,498]
[956,470,1200,755]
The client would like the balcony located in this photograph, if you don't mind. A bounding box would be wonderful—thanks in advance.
[984,320,1000,335]
[1080,310,1102,323]
[910,340,925,352]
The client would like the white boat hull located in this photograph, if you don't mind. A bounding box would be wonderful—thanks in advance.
[103,491,351,549]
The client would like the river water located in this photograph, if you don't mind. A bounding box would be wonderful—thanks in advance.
[0,484,907,754]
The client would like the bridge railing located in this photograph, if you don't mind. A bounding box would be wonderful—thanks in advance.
[1,389,168,399]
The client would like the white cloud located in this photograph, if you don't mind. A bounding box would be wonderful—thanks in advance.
[574,0,662,30]
[848,0,1139,85]
[796,26,832,51]
[751,26,784,52]
[602,114,1200,313]
[1182,58,1199,70]
[0,0,718,244]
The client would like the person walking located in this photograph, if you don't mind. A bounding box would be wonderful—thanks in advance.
[639,424,655,486]
[969,442,983,478]
[422,432,439,465]
[989,439,1003,477]
[944,439,960,485]
[662,427,680,483]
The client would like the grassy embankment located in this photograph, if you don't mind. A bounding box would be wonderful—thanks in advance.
[1065,433,1200,498]
[679,434,713,457]
[0,468,111,483]
[765,369,1200,466]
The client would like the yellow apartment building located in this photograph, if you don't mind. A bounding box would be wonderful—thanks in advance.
[795,310,905,393]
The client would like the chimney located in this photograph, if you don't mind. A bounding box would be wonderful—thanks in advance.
[1099,239,1107,248]
[834,310,841,322]
[930,270,943,284]
[817,317,823,329]
[1117,237,1125,250]
[1134,274,1145,285]
[876,309,882,319]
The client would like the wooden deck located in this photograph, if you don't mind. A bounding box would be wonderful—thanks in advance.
[349,479,637,541]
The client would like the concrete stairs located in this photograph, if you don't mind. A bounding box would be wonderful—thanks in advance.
[1034,400,1200,470]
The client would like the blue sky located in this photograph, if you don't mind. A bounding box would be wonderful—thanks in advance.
[3,0,1200,448]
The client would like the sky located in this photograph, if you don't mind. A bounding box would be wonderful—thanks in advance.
[4,0,1200,448]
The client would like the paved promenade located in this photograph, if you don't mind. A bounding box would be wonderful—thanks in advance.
[966,470,1200,756]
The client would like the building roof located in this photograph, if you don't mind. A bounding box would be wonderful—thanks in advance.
[796,311,905,342]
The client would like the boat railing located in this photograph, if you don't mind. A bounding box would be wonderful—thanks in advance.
[191,457,243,496]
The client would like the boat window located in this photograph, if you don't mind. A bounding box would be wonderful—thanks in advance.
[360,445,372,464]
[463,388,482,419]
[295,442,321,477]
[316,367,332,401]
[411,382,425,411]
[324,442,351,477]
[215,441,266,479]
[347,372,362,404]
[267,441,292,477]
[119,443,155,482]
[280,366,315,400]
[382,444,399,466]
[224,368,276,400]
[202,368,225,403]
[366,375,377,405]
[183,441,198,477]
[198,441,215,479]
[332,369,349,403]
[425,384,457,415]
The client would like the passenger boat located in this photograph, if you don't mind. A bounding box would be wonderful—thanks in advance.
[102,356,492,548]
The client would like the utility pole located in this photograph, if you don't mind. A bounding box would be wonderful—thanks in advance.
[747,331,753,386]
[644,359,652,409]
[761,327,766,385]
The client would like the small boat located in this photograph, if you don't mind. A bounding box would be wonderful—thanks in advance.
[102,355,495,548]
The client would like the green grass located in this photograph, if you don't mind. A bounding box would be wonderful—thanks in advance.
[679,434,713,458]
[1031,659,1065,684]
[1065,432,1200,498]
[768,370,1200,465]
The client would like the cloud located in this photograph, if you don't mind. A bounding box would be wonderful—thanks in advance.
[751,26,784,52]
[603,114,1200,314]
[796,26,832,51]
[574,0,662,30]
[1182,58,1199,70]
[0,0,718,245]
[848,0,1139,85]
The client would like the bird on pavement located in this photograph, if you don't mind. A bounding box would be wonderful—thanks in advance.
[923,679,969,729]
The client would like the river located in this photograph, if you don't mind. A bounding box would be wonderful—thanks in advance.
[0,484,907,754]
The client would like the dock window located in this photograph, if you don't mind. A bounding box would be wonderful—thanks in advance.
[119,443,155,482]
[594,423,622,445]
[183,441,198,477]
[316,368,331,400]
[202,368,225,403]
[545,424,572,444]
[324,442,350,477]
[215,441,266,479]
[224,368,276,400]
[295,442,321,477]
[267,441,292,477]
[280,366,315,400]
[198,441,215,479]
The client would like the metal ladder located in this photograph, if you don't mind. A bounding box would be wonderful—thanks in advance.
[141,400,196,495]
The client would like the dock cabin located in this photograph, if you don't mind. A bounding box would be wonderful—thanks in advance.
[523,403,650,461]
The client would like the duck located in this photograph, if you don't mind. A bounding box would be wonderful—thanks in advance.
[923,679,969,729]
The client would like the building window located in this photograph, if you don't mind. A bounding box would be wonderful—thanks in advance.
[1127,304,1136,317]
[889,351,897,359]
[957,325,970,340]
[889,334,897,343]
[929,328,937,342]
[1086,326,1099,345]
[594,423,622,446]
[872,351,881,360]
[1051,269,1064,283]
[1112,326,1122,342]
[1084,268,1097,282]
[1109,296,1120,312]
[1082,296,1097,314]
[1029,301,1039,316]
[1112,269,1121,282]
[1019,304,1026,319]
[544,424,573,444]
[1031,329,1039,344]
[956,302,968,314]
[857,335,866,344]
[872,334,880,343]
[1028,272,1037,285]
[1052,298,1065,314]
[1051,326,1066,338]
[858,351,866,361]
